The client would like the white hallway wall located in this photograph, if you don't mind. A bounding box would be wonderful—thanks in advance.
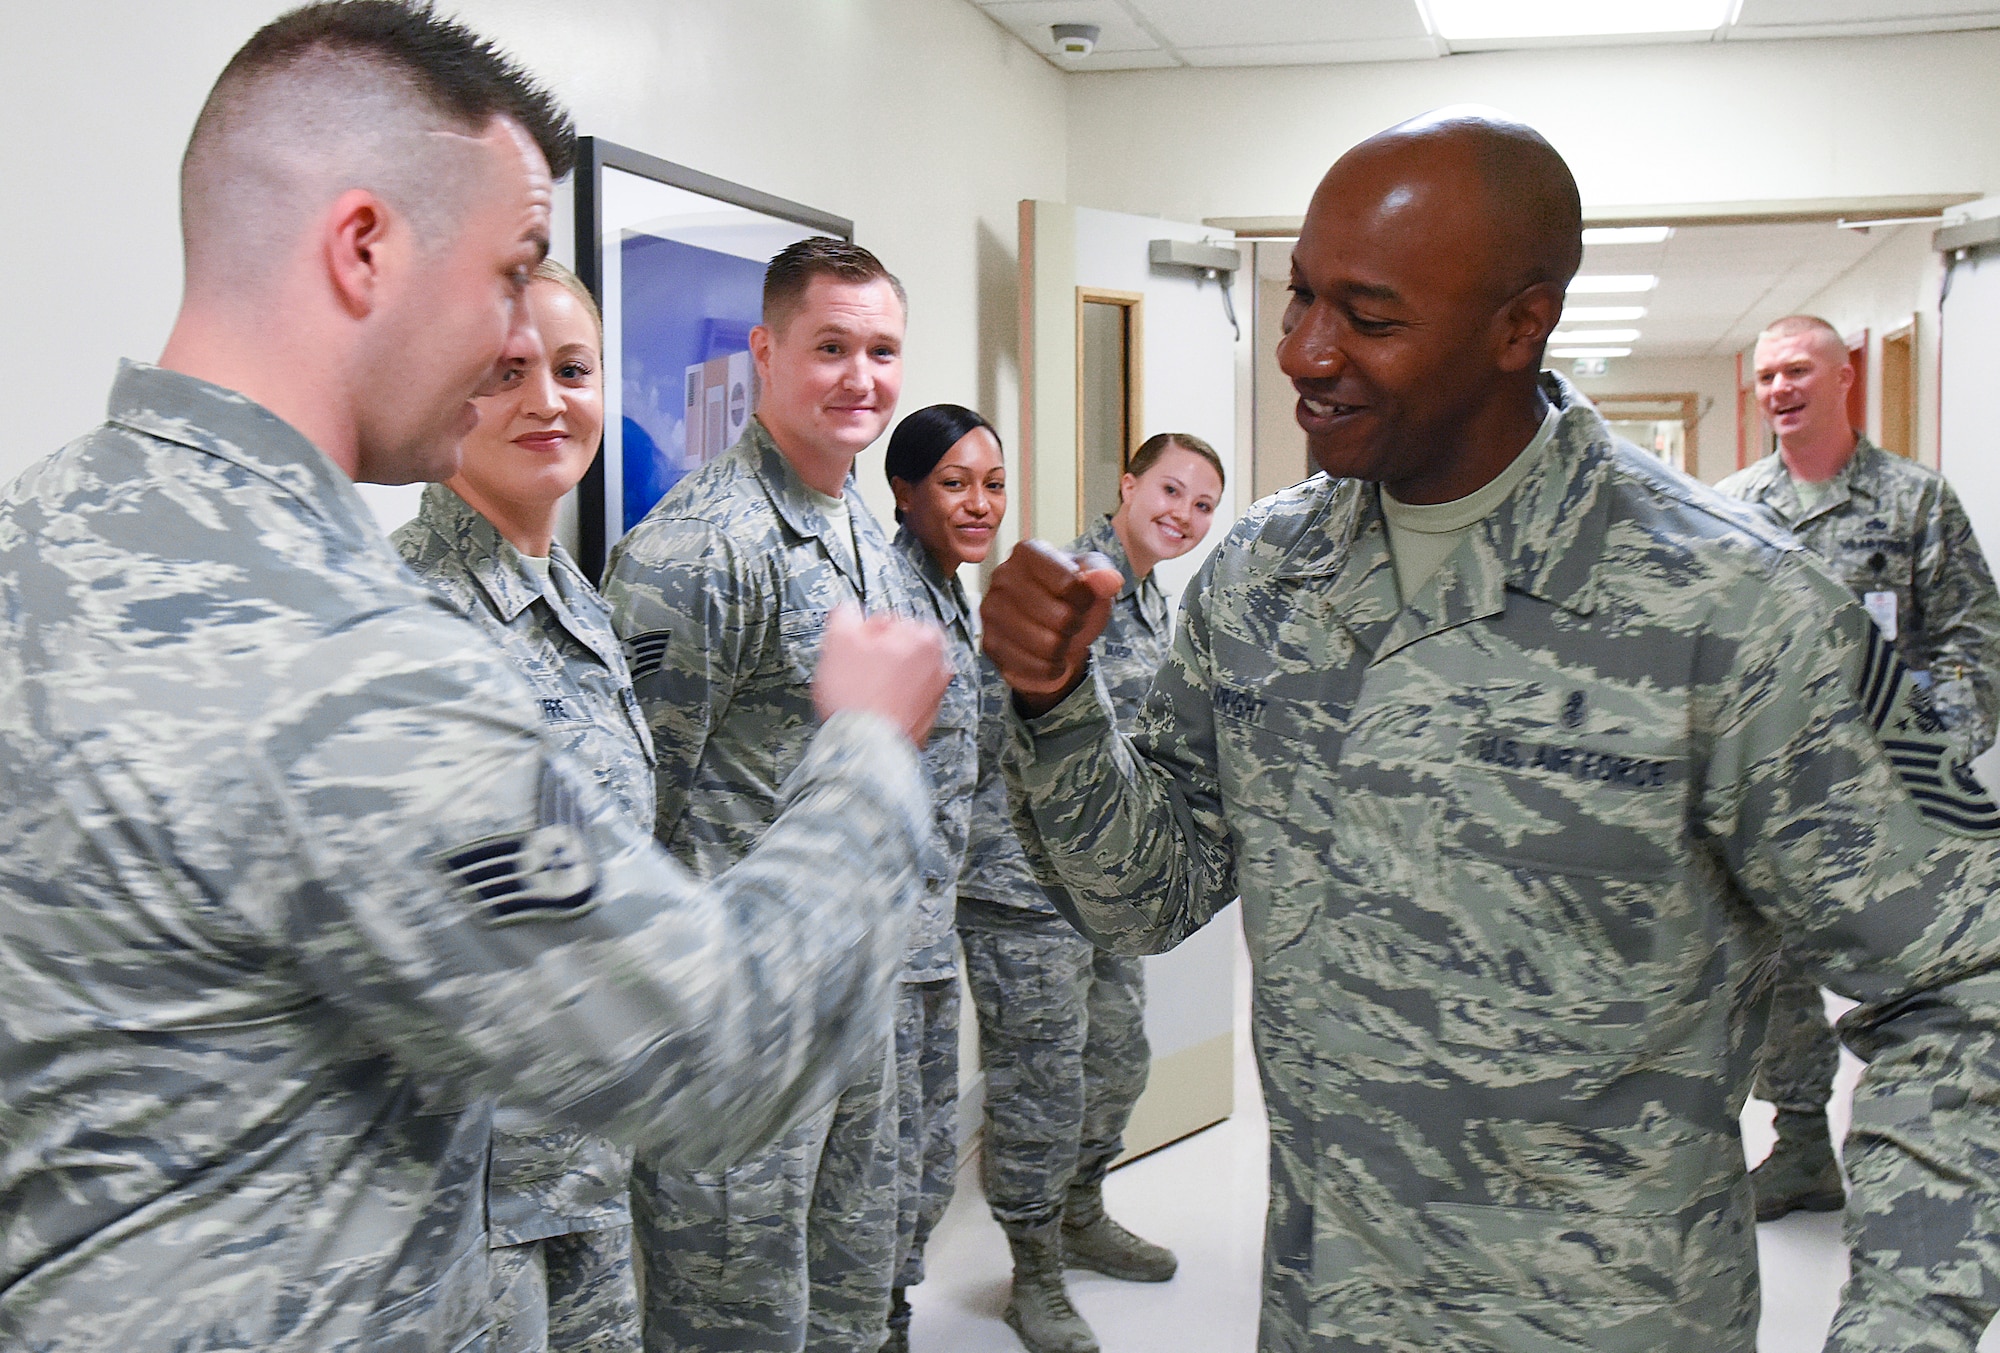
[1063,30,2000,225]
[1,0,1067,531]
[1570,356,1739,485]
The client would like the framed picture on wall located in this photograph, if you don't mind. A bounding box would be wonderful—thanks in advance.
[572,137,851,577]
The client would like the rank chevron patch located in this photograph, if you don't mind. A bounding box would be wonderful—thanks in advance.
[437,763,602,924]
[625,630,671,683]
[1860,626,2000,837]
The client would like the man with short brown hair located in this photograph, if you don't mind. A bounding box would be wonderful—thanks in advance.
[1718,313,2000,1221]
[606,236,949,1353]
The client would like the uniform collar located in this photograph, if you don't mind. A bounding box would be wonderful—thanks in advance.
[410,483,623,671]
[739,416,886,600]
[1746,434,1881,526]
[104,361,385,553]
[1078,514,1146,603]
[1274,371,1610,663]
[892,525,974,642]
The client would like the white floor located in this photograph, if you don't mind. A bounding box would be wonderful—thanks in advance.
[910,942,1998,1353]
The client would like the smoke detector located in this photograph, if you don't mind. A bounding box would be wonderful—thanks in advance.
[1052,23,1099,58]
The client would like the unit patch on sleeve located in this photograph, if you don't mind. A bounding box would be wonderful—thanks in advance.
[1859,624,2000,837]
[436,763,602,924]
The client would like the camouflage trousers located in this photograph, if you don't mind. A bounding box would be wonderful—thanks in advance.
[1754,947,1840,1117]
[893,976,961,1297]
[631,1033,898,1352]
[959,913,1149,1230]
[490,1224,641,1353]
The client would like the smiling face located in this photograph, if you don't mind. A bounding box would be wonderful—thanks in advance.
[448,276,603,523]
[1754,328,1854,454]
[750,275,905,493]
[892,426,1007,570]
[1113,443,1223,577]
[353,116,552,485]
[1276,122,1569,504]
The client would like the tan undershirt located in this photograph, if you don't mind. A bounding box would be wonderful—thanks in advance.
[805,483,859,571]
[1789,472,1836,516]
[1380,405,1561,606]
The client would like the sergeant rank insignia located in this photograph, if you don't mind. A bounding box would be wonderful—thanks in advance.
[1860,625,2000,837]
[437,763,602,924]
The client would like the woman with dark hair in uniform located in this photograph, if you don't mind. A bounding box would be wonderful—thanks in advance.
[880,404,1006,1352]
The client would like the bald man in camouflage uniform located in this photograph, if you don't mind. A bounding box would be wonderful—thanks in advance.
[604,239,945,1353]
[983,113,2000,1353]
[1719,314,2000,1221]
[397,482,658,1350]
[959,512,1172,1353]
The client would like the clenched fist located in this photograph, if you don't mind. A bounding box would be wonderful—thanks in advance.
[813,605,952,746]
[979,540,1126,716]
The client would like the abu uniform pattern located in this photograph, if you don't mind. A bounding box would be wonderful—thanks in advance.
[1718,439,2000,1129]
[603,418,949,1353]
[0,365,931,1352]
[1003,375,2000,1352]
[395,482,656,1349]
[960,515,1165,1228]
[885,526,979,1305]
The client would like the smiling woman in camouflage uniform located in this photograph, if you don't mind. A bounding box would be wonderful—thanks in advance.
[880,403,1005,1352]
[394,261,654,1353]
[957,432,1224,1353]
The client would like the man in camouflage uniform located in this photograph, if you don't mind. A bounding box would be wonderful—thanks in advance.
[0,8,949,1350]
[604,238,946,1353]
[397,480,658,1350]
[1717,314,2000,1221]
[958,511,1171,1353]
[982,111,2000,1353]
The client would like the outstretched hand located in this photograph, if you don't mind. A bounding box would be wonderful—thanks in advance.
[813,604,952,746]
[980,540,1125,716]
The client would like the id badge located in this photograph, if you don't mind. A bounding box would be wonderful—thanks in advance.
[1864,590,1899,641]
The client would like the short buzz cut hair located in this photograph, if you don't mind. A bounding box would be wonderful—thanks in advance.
[180,0,574,290]
[1759,314,1846,349]
[762,237,907,332]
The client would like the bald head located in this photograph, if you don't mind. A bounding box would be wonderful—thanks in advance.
[1328,108,1584,304]
[180,0,573,298]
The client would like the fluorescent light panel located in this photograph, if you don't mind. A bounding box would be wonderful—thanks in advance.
[1429,1,1731,40]
[1569,274,1658,294]
[1550,328,1641,344]
[1564,305,1647,322]
[1550,347,1633,358]
[1582,226,1674,245]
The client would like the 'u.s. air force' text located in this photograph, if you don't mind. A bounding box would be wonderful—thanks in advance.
[1472,734,1675,790]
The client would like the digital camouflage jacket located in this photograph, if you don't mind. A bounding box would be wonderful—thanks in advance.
[1005,376,2000,1353]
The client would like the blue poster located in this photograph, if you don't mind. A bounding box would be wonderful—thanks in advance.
[618,232,766,531]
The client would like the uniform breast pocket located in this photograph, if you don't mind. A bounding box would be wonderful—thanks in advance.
[775,609,830,685]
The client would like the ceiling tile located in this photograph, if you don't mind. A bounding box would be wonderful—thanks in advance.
[1180,37,1444,66]
[1127,0,1430,47]
[1735,0,2000,24]
[972,0,1163,58]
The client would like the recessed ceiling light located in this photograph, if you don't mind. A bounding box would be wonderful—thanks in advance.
[1428,0,1731,41]
[1583,226,1674,245]
[1564,305,1647,322]
[1568,275,1658,294]
[1549,346,1634,359]
[1550,328,1641,344]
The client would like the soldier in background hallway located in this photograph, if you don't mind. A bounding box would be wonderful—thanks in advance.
[958,432,1223,1353]
[394,260,650,1352]
[1717,313,2000,1222]
[982,108,2000,1353]
[880,403,1006,1352]
[0,5,951,1351]
[605,238,945,1353]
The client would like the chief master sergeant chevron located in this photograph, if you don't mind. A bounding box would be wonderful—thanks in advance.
[0,4,950,1351]
[982,107,2000,1353]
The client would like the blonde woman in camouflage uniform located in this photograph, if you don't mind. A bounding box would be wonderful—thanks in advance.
[393,260,650,1352]
[958,432,1223,1353]
[1718,314,2000,1222]
[880,404,1006,1351]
